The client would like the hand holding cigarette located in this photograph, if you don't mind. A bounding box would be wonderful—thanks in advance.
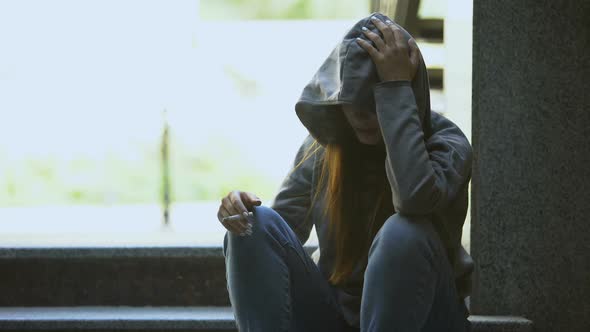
[222,212,254,236]
[217,190,262,236]
[223,211,254,223]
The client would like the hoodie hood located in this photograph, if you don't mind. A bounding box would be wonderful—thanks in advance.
[295,12,433,146]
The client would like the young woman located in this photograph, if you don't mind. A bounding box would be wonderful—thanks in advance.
[218,12,474,332]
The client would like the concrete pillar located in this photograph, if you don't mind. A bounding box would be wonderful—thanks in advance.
[471,1,590,332]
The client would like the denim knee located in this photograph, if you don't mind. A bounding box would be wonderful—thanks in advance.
[367,213,437,267]
[223,205,286,256]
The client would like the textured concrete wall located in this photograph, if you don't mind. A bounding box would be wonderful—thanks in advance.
[470,1,590,332]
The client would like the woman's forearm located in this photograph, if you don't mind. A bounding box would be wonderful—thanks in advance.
[373,80,460,215]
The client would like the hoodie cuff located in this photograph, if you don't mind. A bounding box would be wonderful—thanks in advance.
[374,79,411,89]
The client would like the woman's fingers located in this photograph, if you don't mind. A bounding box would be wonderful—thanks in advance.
[362,17,411,57]
[222,191,253,231]
[217,190,261,236]
[218,205,236,232]
[229,190,249,215]
[218,206,240,234]
[389,23,407,50]
[361,27,386,51]
[359,16,418,82]
[221,196,240,216]
[221,195,249,228]
[229,191,253,230]
[219,204,249,234]
[370,16,395,46]
[356,37,381,59]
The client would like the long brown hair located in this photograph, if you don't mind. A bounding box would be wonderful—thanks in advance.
[293,137,395,286]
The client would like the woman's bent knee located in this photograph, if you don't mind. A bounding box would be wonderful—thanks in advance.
[368,213,438,264]
[223,205,289,254]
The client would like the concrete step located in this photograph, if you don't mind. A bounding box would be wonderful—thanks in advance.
[0,306,236,332]
[0,306,532,332]
[0,245,318,306]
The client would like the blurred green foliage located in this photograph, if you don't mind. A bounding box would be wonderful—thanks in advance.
[0,137,277,207]
[200,0,369,19]
[170,137,277,204]
[200,0,445,20]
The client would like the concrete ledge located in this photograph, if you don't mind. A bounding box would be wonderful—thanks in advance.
[0,307,532,332]
[0,245,319,306]
[0,246,232,259]
[0,245,320,259]
[469,315,533,332]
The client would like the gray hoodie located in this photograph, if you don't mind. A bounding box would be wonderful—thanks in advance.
[271,12,474,328]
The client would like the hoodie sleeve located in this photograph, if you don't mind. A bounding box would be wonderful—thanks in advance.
[270,134,316,244]
[373,80,473,215]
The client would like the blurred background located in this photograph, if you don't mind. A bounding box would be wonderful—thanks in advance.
[0,0,472,249]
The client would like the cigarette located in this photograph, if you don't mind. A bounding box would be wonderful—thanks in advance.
[223,212,254,222]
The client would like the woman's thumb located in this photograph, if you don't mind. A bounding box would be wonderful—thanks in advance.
[408,38,420,65]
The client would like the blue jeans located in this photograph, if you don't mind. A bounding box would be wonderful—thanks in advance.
[223,205,470,332]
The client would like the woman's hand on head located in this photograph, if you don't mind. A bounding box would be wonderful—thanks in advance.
[356,16,421,82]
[217,190,262,235]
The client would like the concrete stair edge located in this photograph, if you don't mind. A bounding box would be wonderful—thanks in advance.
[0,306,532,332]
[469,315,533,332]
[0,306,235,330]
[0,245,320,259]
